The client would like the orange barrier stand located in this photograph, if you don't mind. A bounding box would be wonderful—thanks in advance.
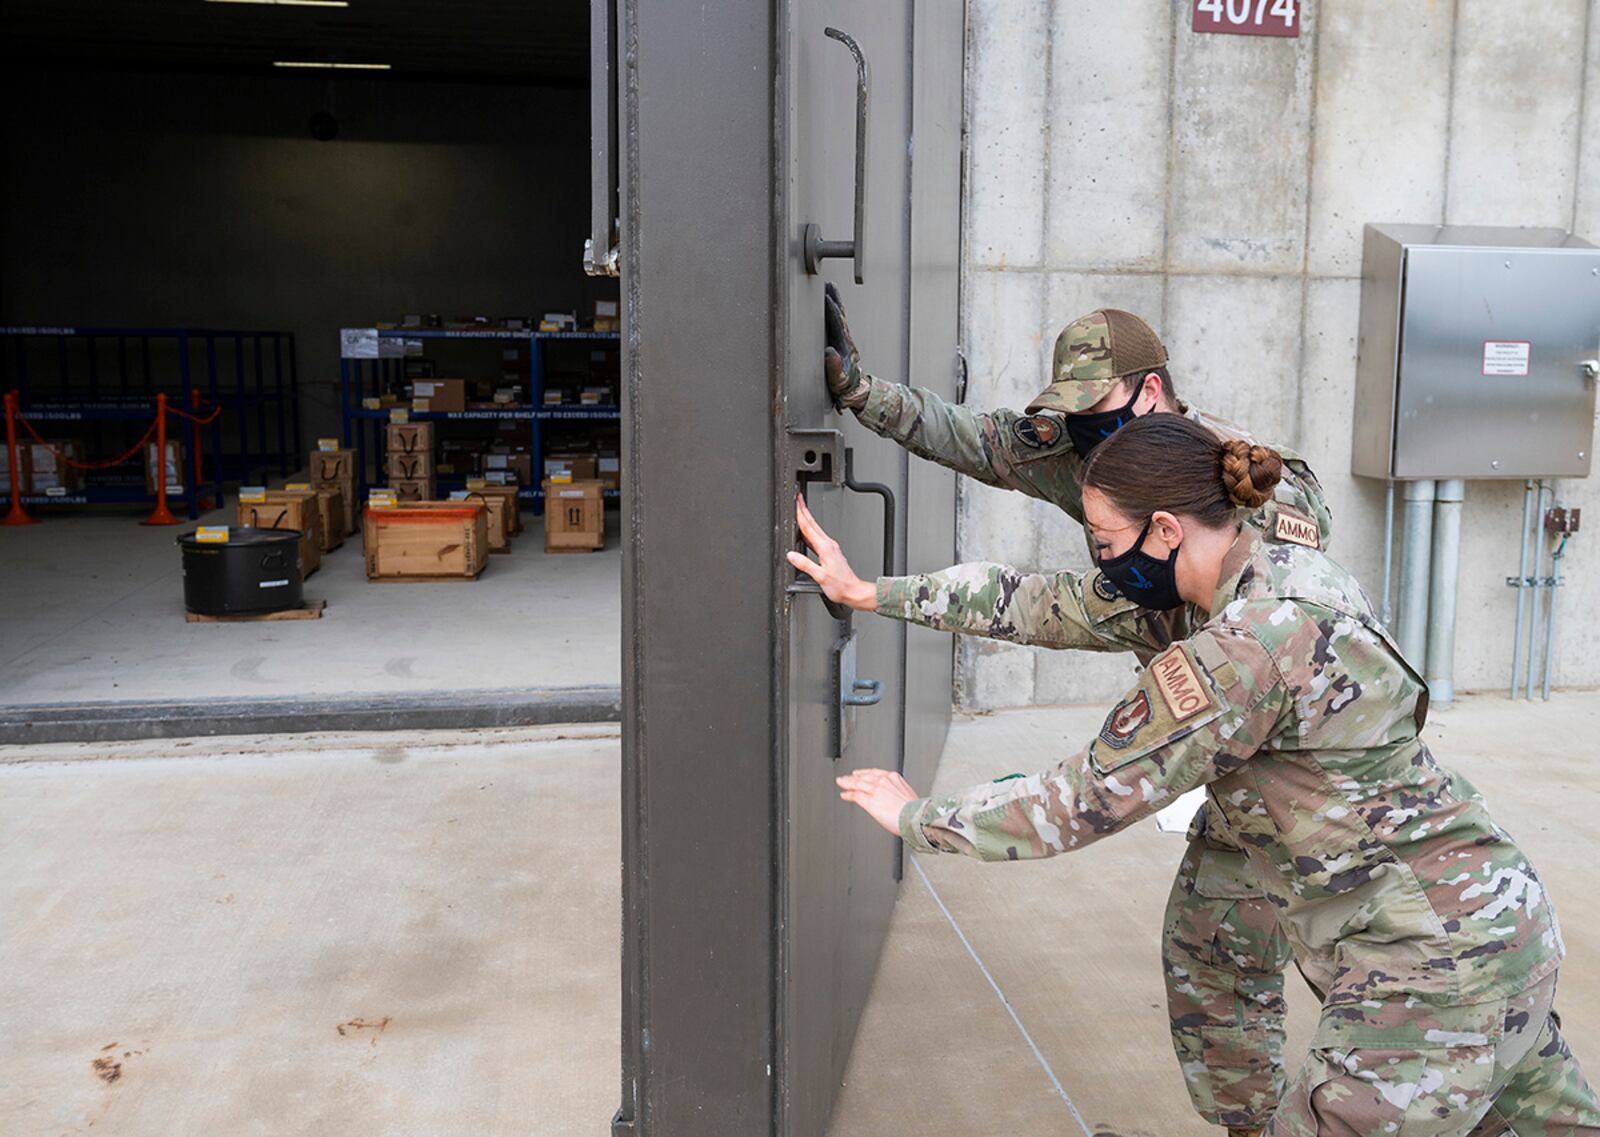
[3,390,37,526]
[141,393,180,526]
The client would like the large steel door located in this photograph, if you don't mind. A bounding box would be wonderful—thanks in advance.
[608,4,964,1135]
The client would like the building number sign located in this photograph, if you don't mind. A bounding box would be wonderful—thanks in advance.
[1193,0,1300,38]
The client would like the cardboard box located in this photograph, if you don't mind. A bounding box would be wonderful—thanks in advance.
[386,451,434,482]
[542,478,605,553]
[386,422,434,456]
[409,379,467,414]
[598,453,621,492]
[388,477,435,503]
[237,489,323,577]
[544,453,598,482]
[19,440,82,494]
[0,443,29,495]
[363,505,489,580]
[143,440,182,496]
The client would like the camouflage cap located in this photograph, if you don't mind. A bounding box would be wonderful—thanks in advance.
[1026,309,1169,414]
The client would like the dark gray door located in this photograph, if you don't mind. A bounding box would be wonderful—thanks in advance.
[609,3,964,1135]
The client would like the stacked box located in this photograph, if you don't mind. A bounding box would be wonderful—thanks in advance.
[309,447,358,535]
[389,478,434,502]
[598,451,621,492]
[0,443,28,496]
[472,483,522,534]
[386,452,434,482]
[363,504,488,580]
[445,491,513,551]
[28,441,84,495]
[313,487,346,552]
[542,478,605,553]
[386,422,434,457]
[238,489,323,577]
[484,449,533,485]
[409,379,467,414]
[544,452,597,482]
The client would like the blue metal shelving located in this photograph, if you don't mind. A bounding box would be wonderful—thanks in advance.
[1,326,301,520]
[339,328,621,512]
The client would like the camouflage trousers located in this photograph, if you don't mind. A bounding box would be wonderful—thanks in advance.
[1163,824,1294,1129]
[1265,970,1600,1136]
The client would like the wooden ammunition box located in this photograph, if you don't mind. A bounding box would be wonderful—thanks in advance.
[362,504,488,580]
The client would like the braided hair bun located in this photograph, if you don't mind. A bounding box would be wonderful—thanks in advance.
[1219,439,1283,510]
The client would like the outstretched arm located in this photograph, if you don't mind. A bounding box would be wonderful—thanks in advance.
[840,626,1289,861]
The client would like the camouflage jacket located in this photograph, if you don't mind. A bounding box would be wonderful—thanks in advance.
[856,373,1334,545]
[896,511,1564,1009]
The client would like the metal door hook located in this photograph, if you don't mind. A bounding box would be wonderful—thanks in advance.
[802,27,869,284]
[843,678,882,706]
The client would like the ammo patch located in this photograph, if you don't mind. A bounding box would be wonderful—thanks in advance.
[1274,509,1321,550]
[1011,414,1062,450]
[1151,645,1215,723]
[1098,690,1152,750]
[1092,571,1121,602]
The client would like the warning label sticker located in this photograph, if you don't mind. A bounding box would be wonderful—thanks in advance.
[1483,341,1531,377]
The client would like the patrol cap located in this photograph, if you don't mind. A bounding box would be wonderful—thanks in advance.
[1026,309,1169,415]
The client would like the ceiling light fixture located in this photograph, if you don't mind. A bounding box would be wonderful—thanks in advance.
[209,1,352,8]
[273,61,392,70]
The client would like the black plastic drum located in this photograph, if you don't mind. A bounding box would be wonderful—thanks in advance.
[177,527,304,616]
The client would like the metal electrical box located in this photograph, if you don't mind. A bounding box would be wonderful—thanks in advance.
[1352,224,1600,480]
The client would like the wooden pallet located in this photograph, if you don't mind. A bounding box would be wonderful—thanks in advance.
[185,599,326,623]
[368,573,484,583]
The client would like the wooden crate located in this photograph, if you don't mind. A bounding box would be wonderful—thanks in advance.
[475,484,522,535]
[542,479,605,553]
[362,505,488,580]
[314,487,345,552]
[238,491,323,577]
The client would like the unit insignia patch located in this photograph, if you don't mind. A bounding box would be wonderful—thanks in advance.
[1012,414,1062,450]
[1099,690,1152,750]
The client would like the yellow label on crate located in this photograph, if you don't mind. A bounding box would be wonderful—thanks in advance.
[549,473,574,484]
[196,526,230,543]
[390,408,411,423]
[361,398,381,410]
[285,482,311,492]
[368,494,397,510]
[239,486,267,503]
[318,437,341,451]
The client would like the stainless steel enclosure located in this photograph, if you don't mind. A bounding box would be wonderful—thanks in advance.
[608,3,964,1135]
[1352,224,1600,480]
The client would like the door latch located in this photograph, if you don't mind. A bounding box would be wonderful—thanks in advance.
[832,629,881,757]
[801,27,870,284]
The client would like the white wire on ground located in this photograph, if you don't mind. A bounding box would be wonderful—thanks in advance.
[911,857,1095,1137]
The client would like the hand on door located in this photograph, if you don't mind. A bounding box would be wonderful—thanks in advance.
[788,493,877,610]
[836,769,919,836]
[823,282,870,410]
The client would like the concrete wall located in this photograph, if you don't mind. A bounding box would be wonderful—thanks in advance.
[956,0,1600,708]
[0,69,613,446]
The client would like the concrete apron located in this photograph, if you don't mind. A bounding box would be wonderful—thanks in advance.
[0,685,623,745]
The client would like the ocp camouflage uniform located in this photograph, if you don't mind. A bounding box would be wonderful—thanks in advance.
[852,368,1318,1127]
[886,506,1600,1135]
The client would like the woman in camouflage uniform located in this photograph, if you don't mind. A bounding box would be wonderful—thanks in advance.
[789,415,1598,1136]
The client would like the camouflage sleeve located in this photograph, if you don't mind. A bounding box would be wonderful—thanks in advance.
[856,375,1085,519]
[874,562,1185,656]
[898,625,1291,861]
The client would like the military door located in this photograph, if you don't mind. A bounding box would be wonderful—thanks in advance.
[602,2,964,1134]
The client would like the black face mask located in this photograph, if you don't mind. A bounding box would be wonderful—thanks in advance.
[1096,518,1185,609]
[1065,388,1140,459]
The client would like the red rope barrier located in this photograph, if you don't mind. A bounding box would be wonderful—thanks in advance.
[168,404,223,425]
[16,408,158,471]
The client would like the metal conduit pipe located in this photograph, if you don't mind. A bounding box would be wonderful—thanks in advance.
[1424,479,1465,707]
[1380,480,1396,627]
[1543,525,1569,702]
[1396,479,1437,670]
[1524,480,1553,701]
[1510,480,1536,699]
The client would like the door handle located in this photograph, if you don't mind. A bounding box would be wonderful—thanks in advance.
[843,447,895,577]
[843,678,882,707]
[802,27,869,284]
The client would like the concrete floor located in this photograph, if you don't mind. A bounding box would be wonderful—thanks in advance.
[3,694,1597,1136]
[0,508,621,708]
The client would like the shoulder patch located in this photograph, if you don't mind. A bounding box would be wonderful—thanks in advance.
[1098,690,1152,750]
[1151,645,1216,723]
[1092,571,1121,602]
[1011,414,1062,450]
[1273,508,1321,550]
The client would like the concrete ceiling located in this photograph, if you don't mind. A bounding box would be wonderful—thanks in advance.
[3,0,589,85]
